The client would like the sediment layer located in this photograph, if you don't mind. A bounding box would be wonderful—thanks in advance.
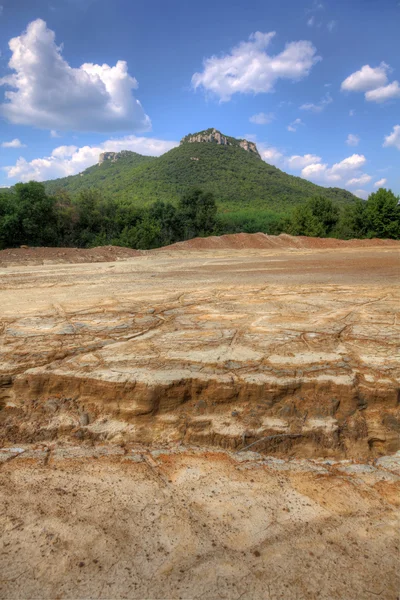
[1,244,399,457]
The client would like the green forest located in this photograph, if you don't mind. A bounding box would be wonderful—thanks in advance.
[44,142,358,211]
[0,182,398,250]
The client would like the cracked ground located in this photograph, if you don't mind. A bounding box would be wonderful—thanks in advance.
[0,242,399,599]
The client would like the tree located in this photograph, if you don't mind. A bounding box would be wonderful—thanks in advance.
[177,188,217,239]
[0,182,58,248]
[364,188,400,239]
[335,189,400,240]
[288,196,339,237]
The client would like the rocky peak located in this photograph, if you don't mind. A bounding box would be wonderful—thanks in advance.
[180,128,261,158]
[98,150,133,165]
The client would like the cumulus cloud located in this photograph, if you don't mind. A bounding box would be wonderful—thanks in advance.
[354,189,368,200]
[341,62,400,104]
[287,118,304,132]
[3,135,177,182]
[249,112,274,125]
[374,178,387,187]
[365,81,400,103]
[257,144,372,195]
[192,32,321,101]
[1,138,26,148]
[341,63,389,92]
[346,134,359,146]
[258,145,284,167]
[346,174,372,187]
[300,92,332,112]
[0,19,151,132]
[301,154,367,184]
[383,124,400,149]
[286,154,321,169]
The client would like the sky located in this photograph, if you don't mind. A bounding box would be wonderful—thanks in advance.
[0,0,399,198]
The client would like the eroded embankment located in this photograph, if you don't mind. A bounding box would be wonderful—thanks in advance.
[1,264,399,458]
[2,370,399,458]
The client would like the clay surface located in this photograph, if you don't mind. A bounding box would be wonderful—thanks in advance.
[1,239,399,599]
[1,445,399,600]
[1,243,399,457]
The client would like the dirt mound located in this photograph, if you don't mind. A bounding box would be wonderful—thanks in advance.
[158,232,400,252]
[1,235,398,266]
[0,245,143,266]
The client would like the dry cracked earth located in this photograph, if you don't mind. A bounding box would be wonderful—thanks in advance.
[1,241,400,599]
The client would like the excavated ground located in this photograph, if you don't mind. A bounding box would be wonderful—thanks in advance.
[1,243,399,457]
[0,239,399,598]
[1,445,399,599]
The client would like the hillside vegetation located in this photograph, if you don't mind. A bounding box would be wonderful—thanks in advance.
[1,182,398,251]
[44,137,357,214]
[4,130,397,250]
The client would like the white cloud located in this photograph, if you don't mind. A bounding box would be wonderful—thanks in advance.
[50,130,61,138]
[249,112,274,125]
[374,178,387,187]
[346,174,372,187]
[354,189,368,200]
[0,19,151,132]
[286,154,321,169]
[346,133,359,146]
[327,20,336,32]
[301,153,367,184]
[258,145,284,167]
[307,16,315,26]
[300,92,332,112]
[301,162,340,183]
[365,81,400,103]
[349,109,355,116]
[341,63,389,92]
[1,138,26,148]
[3,135,178,182]
[192,31,321,101]
[383,124,400,150]
[330,154,366,174]
[258,144,372,195]
[287,118,304,132]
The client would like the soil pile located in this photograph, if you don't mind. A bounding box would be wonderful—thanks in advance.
[0,245,143,266]
[159,232,400,252]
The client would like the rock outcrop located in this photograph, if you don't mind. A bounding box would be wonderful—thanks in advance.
[98,150,134,164]
[181,128,261,158]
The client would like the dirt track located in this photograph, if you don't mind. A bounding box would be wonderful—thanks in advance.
[1,237,399,599]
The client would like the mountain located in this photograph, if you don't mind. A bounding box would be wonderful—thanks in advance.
[44,128,357,213]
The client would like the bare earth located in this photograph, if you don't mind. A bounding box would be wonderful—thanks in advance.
[1,236,399,599]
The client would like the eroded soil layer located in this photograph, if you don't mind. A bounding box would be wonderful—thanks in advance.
[1,245,399,457]
[1,445,399,600]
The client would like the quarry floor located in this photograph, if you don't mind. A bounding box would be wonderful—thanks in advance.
[1,241,400,598]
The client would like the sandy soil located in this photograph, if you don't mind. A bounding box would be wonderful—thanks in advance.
[1,237,399,599]
[1,445,399,600]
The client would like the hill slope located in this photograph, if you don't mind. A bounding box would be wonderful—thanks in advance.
[44,130,358,213]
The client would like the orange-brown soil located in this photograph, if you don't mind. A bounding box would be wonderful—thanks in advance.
[1,236,399,599]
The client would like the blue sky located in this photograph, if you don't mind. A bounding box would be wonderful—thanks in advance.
[0,0,399,197]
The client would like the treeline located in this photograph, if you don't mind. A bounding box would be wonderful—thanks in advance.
[288,191,400,239]
[0,184,218,249]
[0,182,399,250]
